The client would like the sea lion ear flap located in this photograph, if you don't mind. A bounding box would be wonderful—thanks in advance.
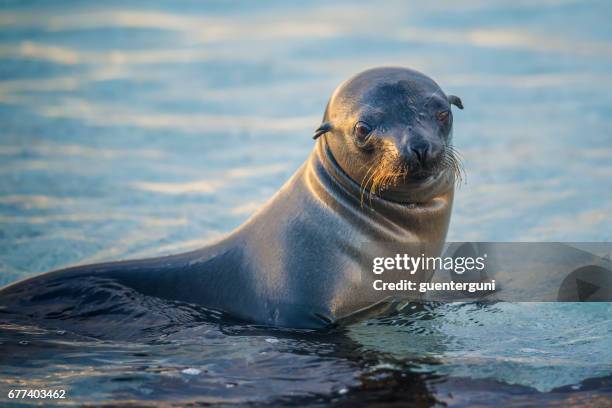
[313,122,332,140]
[448,95,464,110]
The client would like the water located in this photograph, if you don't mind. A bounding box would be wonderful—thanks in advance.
[0,0,611,405]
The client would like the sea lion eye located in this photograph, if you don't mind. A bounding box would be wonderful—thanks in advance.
[437,110,450,124]
[354,121,372,144]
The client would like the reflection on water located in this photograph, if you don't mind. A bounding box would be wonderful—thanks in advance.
[1,0,611,405]
[351,303,612,391]
[1,301,610,406]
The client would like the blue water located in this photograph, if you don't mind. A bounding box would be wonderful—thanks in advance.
[0,0,611,405]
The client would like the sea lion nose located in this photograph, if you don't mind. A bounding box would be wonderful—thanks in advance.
[411,146,427,165]
[409,140,429,166]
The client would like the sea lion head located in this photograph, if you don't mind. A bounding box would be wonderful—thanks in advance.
[314,67,463,202]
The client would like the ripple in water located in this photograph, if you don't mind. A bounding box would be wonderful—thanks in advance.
[1,0,612,405]
[1,296,611,405]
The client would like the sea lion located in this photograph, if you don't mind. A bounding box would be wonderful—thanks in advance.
[0,67,464,329]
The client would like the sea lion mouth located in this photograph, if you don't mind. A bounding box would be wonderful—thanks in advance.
[410,169,436,181]
[358,144,464,205]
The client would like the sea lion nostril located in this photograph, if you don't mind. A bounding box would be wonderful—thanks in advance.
[411,147,421,163]
[410,146,428,165]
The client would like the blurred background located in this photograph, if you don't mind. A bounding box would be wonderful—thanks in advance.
[1,0,611,285]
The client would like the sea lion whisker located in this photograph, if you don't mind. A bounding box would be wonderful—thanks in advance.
[439,144,466,186]
[360,162,378,207]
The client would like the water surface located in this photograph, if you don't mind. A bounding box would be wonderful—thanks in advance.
[0,0,611,405]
